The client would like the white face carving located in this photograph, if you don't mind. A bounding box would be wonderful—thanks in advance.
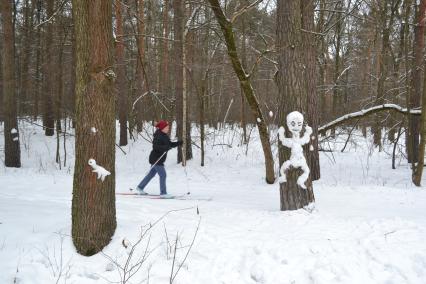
[286,111,304,135]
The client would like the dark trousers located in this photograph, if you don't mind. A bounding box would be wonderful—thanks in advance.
[137,165,167,194]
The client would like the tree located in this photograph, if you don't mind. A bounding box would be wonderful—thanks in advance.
[408,0,426,164]
[71,0,116,256]
[135,0,146,133]
[372,0,399,150]
[43,0,56,136]
[276,0,315,210]
[207,0,275,184]
[174,0,193,165]
[20,0,34,115]
[412,0,426,186]
[160,0,170,123]
[115,0,128,146]
[302,0,320,181]
[33,0,43,120]
[1,0,21,168]
[413,67,426,185]
[331,0,344,139]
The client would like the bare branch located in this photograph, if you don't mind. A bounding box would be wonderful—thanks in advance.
[34,0,67,29]
[230,0,264,23]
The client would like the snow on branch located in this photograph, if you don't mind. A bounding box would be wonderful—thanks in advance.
[88,159,111,182]
[318,104,421,135]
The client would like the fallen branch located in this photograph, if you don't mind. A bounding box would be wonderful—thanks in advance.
[319,104,421,135]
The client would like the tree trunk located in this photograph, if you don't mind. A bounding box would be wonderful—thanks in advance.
[317,0,327,126]
[72,0,116,256]
[302,0,320,181]
[1,0,21,168]
[276,0,315,210]
[20,0,33,115]
[412,0,426,186]
[408,1,426,164]
[389,4,406,142]
[135,0,146,132]
[161,0,172,125]
[70,23,77,128]
[208,0,275,184]
[55,29,66,164]
[200,79,206,167]
[0,36,3,122]
[115,0,128,146]
[373,0,398,149]
[174,0,184,163]
[34,0,43,120]
[331,1,343,138]
[413,65,426,185]
[403,0,412,160]
[372,2,389,149]
[174,0,193,164]
[43,0,55,136]
[240,13,247,144]
[182,21,188,166]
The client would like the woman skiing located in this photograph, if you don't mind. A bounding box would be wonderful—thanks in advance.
[135,120,182,198]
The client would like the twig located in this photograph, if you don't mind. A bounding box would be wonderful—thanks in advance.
[230,0,264,23]
[170,218,201,283]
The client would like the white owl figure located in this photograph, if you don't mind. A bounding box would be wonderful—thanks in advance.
[278,111,312,189]
[88,159,111,182]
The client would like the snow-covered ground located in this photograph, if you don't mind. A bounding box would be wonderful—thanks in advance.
[1,121,426,284]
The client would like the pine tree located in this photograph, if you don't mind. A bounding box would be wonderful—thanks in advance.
[71,0,116,256]
[276,0,315,210]
[1,0,21,168]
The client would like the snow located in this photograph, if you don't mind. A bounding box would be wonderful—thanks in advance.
[269,111,273,117]
[88,159,111,182]
[287,110,304,125]
[13,137,19,142]
[11,128,18,134]
[257,117,261,123]
[278,112,312,188]
[91,127,97,134]
[1,121,426,283]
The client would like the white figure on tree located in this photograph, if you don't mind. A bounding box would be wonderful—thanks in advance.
[278,111,312,189]
[88,159,111,182]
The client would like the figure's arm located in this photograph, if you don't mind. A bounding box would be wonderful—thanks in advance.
[278,126,292,148]
[170,140,183,148]
[300,125,313,145]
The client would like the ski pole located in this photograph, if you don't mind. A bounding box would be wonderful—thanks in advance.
[146,151,168,173]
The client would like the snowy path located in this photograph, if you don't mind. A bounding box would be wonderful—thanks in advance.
[1,123,426,283]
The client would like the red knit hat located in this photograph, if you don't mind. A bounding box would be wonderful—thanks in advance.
[155,120,169,130]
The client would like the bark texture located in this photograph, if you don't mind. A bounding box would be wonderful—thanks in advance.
[1,0,21,168]
[72,0,116,256]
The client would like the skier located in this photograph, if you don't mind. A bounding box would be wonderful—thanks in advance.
[135,120,182,198]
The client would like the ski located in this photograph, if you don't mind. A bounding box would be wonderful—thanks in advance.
[116,190,190,199]
[116,190,211,201]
